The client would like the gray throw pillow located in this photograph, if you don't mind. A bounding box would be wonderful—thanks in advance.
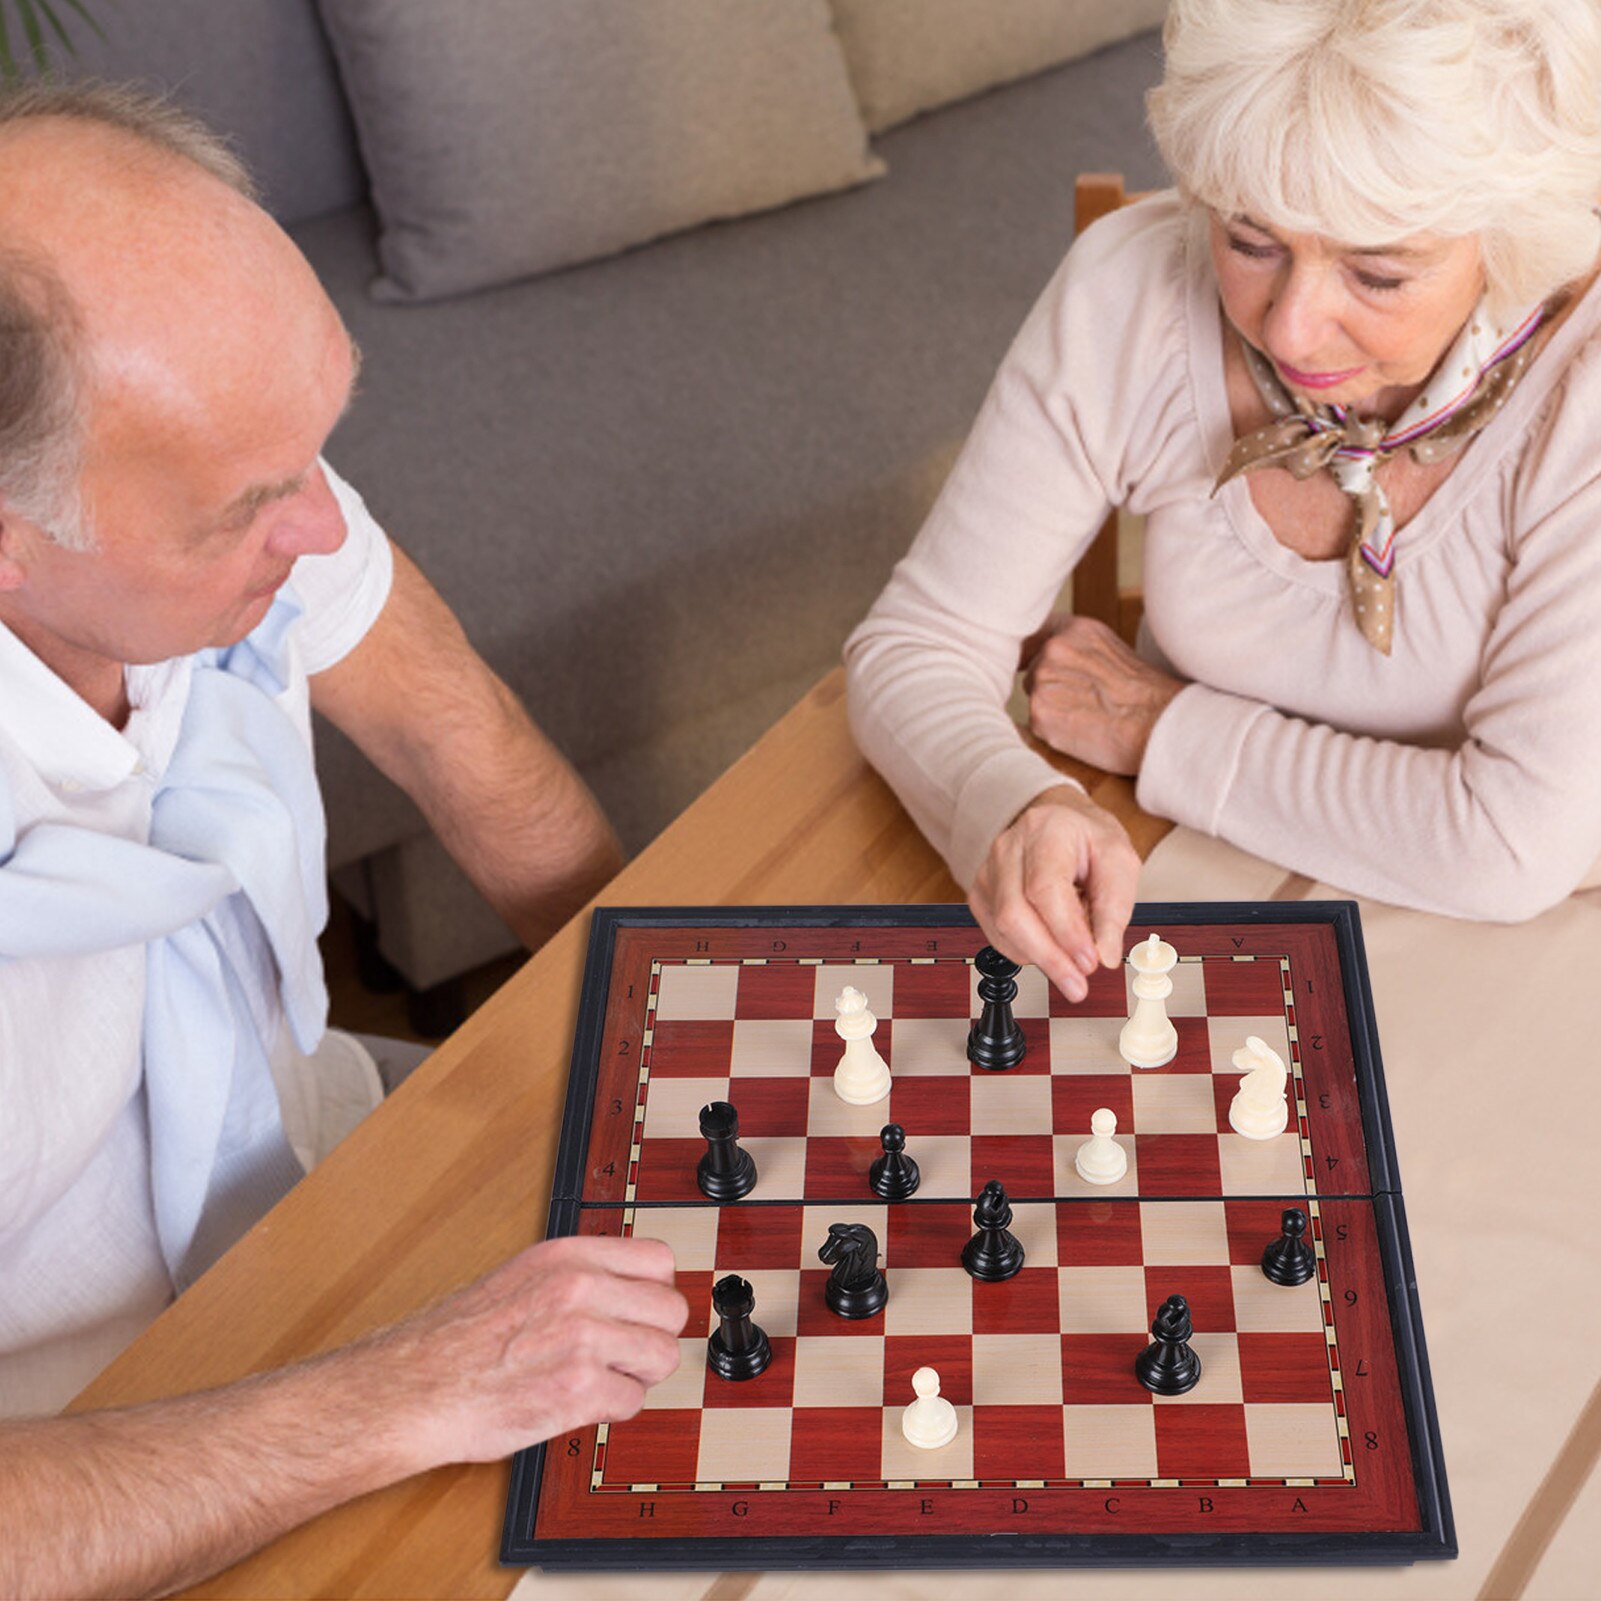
[317,0,885,302]
[830,0,1170,133]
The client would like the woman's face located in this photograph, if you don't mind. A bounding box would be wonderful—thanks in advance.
[1209,212,1487,413]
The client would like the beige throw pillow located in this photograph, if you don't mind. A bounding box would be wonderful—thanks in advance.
[830,0,1169,133]
[317,0,885,302]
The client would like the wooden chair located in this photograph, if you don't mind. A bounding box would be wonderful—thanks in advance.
[1072,173,1152,646]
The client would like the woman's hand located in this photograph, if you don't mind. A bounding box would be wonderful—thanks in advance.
[969,785,1141,1002]
[1022,614,1185,775]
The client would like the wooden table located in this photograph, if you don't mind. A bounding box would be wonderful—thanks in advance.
[73,669,1592,1599]
[71,668,1157,1598]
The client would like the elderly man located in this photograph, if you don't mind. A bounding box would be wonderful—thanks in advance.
[0,84,688,1596]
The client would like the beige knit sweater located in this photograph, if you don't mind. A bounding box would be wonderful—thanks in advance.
[844,191,1601,920]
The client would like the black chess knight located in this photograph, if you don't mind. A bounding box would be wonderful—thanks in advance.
[818,1221,888,1318]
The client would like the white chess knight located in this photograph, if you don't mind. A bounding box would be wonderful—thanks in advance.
[901,1365,958,1450]
[1074,1107,1128,1185]
[833,986,892,1105]
[1119,932,1178,1068]
[1228,1034,1290,1139]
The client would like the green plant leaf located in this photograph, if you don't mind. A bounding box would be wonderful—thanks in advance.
[32,0,80,54]
[48,0,106,47]
[15,0,51,74]
[0,9,19,82]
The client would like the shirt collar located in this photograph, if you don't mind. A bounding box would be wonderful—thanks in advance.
[0,619,189,792]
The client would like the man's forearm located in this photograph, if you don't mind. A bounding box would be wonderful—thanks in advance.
[405,669,624,948]
[310,548,624,951]
[0,1341,418,1601]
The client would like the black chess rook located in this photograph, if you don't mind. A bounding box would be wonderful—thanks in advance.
[869,1123,921,1200]
[818,1221,888,1318]
[696,1100,758,1201]
[706,1274,772,1381]
[1135,1293,1203,1395]
[1261,1207,1317,1286]
[967,946,1027,1070]
[961,1178,1025,1281]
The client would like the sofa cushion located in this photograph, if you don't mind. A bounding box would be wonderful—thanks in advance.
[27,0,363,224]
[316,0,884,302]
[830,0,1170,132]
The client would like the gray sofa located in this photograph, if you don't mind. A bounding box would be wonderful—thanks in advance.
[40,2,1166,1013]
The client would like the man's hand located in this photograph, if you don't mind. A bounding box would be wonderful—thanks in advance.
[0,1235,688,1601]
[1021,614,1185,775]
[969,785,1141,1002]
[377,1234,689,1469]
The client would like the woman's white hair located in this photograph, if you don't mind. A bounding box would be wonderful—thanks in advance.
[1147,0,1601,319]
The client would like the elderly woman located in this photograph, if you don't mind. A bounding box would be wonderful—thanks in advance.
[845,0,1601,1002]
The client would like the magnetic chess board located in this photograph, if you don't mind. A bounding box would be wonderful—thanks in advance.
[501,905,1454,1571]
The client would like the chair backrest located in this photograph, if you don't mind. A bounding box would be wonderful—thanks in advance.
[1072,173,1152,646]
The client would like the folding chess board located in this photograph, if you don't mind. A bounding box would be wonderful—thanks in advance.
[501,904,1454,1570]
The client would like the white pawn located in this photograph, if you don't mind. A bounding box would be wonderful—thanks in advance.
[833,986,892,1105]
[1119,933,1178,1068]
[1228,1035,1289,1139]
[1074,1107,1128,1185]
[901,1365,958,1450]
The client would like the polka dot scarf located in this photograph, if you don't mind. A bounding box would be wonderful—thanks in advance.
[1214,303,1548,653]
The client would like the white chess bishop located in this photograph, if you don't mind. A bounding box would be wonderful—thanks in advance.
[1119,933,1179,1068]
[1074,1107,1128,1185]
[1228,1035,1289,1139]
[901,1366,958,1450]
[832,986,892,1105]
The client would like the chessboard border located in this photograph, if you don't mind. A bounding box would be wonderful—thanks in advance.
[505,902,1452,1571]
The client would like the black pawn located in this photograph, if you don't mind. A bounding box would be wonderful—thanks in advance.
[967,946,1027,1070]
[696,1101,757,1200]
[961,1179,1026,1281]
[869,1123,921,1200]
[707,1274,772,1381]
[1135,1293,1203,1395]
[1261,1207,1317,1286]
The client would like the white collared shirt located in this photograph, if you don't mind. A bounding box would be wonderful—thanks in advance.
[0,462,393,1417]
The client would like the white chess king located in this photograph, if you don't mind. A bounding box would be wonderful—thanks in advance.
[901,1365,958,1450]
[1119,932,1178,1068]
[832,986,892,1105]
[1228,1034,1290,1139]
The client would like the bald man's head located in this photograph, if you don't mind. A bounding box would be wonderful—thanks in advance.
[0,83,313,553]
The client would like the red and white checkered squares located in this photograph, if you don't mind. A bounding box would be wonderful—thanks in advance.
[628,952,1316,1206]
[600,1200,1345,1489]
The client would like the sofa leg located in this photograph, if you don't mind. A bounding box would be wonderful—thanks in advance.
[350,909,406,996]
[406,977,468,1039]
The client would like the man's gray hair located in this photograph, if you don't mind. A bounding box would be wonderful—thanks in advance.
[0,81,257,552]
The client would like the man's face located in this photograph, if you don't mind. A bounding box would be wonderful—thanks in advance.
[9,289,358,669]
[1209,212,1486,412]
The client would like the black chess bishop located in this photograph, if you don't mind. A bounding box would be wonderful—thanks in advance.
[1135,1293,1203,1395]
[961,1179,1025,1281]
